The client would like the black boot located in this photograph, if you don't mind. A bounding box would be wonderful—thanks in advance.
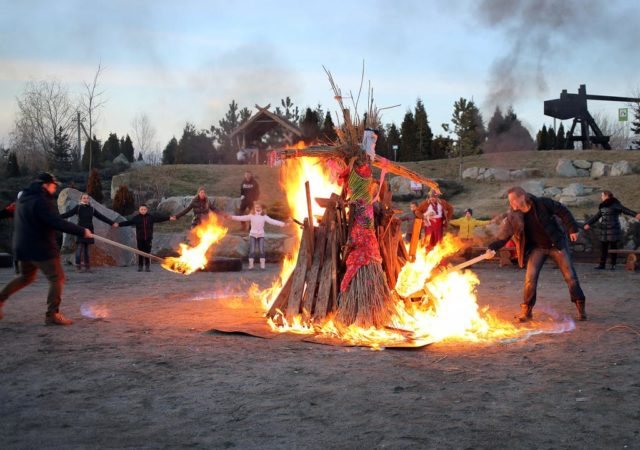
[593,264,605,270]
[515,303,533,322]
[575,300,587,321]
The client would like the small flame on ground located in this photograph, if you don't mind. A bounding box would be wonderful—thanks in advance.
[162,213,228,275]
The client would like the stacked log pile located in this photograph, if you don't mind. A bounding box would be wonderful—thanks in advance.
[267,183,409,326]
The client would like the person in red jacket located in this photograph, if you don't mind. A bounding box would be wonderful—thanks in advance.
[118,204,174,272]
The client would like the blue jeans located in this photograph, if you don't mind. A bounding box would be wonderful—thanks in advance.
[249,236,265,259]
[75,242,90,267]
[524,247,585,308]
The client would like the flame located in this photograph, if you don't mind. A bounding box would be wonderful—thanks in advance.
[281,157,342,228]
[162,213,228,275]
[249,153,569,348]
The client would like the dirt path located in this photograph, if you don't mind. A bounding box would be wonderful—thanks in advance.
[1,263,639,449]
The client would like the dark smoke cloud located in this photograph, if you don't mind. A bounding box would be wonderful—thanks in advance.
[476,0,640,110]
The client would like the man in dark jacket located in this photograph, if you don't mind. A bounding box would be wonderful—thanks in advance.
[0,173,91,325]
[118,204,172,272]
[487,186,587,322]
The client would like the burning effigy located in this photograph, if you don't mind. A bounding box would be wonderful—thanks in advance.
[247,69,575,348]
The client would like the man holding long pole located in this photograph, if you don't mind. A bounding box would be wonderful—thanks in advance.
[0,173,92,325]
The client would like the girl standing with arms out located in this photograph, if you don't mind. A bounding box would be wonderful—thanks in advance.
[60,193,116,272]
[230,203,286,270]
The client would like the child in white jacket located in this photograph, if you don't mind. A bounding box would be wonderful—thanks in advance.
[231,203,286,269]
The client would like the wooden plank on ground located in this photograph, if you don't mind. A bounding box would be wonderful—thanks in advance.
[266,273,294,318]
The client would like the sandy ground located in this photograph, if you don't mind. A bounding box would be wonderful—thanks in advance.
[0,261,639,449]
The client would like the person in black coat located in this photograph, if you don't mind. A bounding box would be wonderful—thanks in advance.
[238,171,260,230]
[60,192,116,272]
[0,173,91,325]
[584,190,640,270]
[118,204,173,271]
[172,187,221,228]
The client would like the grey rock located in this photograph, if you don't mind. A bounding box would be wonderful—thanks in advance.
[562,183,585,197]
[556,159,578,177]
[58,188,136,266]
[462,167,479,180]
[519,180,546,197]
[590,161,610,178]
[610,160,632,176]
[573,159,592,169]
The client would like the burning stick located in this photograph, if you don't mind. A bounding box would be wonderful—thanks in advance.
[405,250,494,299]
[92,234,165,263]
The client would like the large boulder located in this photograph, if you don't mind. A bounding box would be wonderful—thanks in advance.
[519,180,546,197]
[482,168,511,181]
[610,160,632,176]
[389,177,423,201]
[58,188,136,266]
[562,183,585,197]
[110,172,132,199]
[573,159,592,170]
[156,196,192,215]
[462,167,480,180]
[590,161,610,178]
[555,159,578,177]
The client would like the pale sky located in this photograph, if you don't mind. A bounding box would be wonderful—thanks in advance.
[1,0,639,152]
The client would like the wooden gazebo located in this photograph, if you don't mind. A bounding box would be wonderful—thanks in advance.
[229,104,303,163]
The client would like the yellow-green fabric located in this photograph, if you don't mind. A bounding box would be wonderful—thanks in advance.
[449,217,491,239]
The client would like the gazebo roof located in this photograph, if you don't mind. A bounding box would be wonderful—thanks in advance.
[229,104,302,143]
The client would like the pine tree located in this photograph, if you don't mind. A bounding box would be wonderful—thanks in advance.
[162,137,178,165]
[6,152,20,177]
[399,111,418,161]
[386,123,401,161]
[537,125,549,150]
[547,127,557,150]
[137,152,143,161]
[112,185,136,215]
[102,133,121,162]
[414,99,433,160]
[176,123,214,164]
[82,136,102,170]
[122,135,135,162]
[431,135,453,160]
[556,123,566,149]
[51,126,73,169]
[86,168,103,203]
[211,100,247,163]
[300,107,322,143]
[484,106,534,153]
[451,98,485,157]
[321,111,337,142]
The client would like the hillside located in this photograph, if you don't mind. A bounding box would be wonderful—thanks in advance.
[118,150,640,221]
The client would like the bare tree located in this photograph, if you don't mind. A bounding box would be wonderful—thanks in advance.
[131,112,160,164]
[593,111,632,150]
[12,80,76,171]
[80,63,107,171]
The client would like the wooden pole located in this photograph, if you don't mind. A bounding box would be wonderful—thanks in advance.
[92,234,164,263]
[305,181,315,267]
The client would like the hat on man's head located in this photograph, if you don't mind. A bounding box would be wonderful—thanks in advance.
[37,172,59,185]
